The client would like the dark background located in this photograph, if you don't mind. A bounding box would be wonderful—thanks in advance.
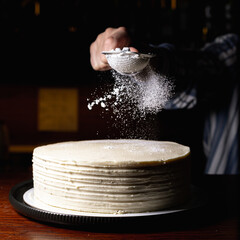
[0,0,239,179]
[1,0,239,85]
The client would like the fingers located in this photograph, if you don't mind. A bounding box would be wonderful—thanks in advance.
[129,47,138,53]
[90,41,110,71]
[90,27,136,71]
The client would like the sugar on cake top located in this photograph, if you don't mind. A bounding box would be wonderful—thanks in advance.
[33,139,190,167]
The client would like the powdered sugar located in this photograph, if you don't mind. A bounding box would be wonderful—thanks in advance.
[134,65,174,114]
[102,47,154,75]
[87,65,174,138]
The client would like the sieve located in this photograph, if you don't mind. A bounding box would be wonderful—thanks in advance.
[102,47,155,75]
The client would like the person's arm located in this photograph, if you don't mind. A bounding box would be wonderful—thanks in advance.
[90,28,238,110]
[149,33,238,110]
[146,43,199,110]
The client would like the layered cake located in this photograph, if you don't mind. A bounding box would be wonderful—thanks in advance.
[32,139,191,214]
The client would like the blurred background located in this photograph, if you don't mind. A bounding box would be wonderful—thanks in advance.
[0,0,239,171]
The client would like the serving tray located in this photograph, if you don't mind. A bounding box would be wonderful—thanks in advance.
[9,180,207,230]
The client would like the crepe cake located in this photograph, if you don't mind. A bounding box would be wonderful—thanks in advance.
[32,139,191,214]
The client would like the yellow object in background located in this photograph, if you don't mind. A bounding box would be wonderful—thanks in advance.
[35,1,40,16]
[38,88,78,132]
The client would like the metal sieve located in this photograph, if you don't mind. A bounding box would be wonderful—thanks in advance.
[102,47,155,75]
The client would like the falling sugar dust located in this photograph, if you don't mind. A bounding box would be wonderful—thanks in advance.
[87,66,175,139]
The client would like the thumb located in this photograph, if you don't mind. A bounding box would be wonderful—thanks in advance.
[129,47,138,53]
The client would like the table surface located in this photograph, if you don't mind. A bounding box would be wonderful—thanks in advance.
[0,163,239,240]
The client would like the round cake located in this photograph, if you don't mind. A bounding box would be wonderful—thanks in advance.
[32,139,191,214]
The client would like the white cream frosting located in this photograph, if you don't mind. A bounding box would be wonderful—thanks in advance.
[32,139,191,214]
[33,139,190,166]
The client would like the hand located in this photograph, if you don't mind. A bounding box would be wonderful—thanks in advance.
[90,27,138,71]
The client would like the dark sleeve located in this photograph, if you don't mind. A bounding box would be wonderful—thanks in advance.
[146,34,238,110]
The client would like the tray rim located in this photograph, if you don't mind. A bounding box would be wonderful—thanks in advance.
[9,180,207,228]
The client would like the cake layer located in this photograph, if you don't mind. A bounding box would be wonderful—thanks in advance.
[32,139,191,214]
[33,139,190,166]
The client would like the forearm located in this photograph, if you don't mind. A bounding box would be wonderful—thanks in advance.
[147,34,238,110]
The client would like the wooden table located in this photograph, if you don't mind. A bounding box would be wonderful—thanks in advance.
[0,163,239,240]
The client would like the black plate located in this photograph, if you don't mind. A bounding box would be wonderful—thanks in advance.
[9,180,207,231]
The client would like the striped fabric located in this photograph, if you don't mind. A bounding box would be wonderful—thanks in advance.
[164,84,197,109]
[202,34,239,174]
[163,34,239,174]
[203,85,239,174]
